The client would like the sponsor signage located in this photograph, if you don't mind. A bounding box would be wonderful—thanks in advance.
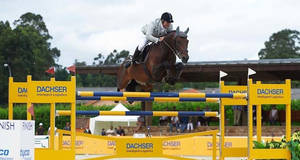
[0,120,35,160]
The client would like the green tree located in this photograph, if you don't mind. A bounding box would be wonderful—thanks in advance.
[258,29,300,59]
[0,12,60,104]
[55,66,70,81]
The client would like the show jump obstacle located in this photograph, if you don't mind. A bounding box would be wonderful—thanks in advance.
[7,75,291,160]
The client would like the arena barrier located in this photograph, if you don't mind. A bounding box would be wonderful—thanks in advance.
[7,75,292,160]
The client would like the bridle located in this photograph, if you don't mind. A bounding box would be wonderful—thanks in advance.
[162,36,188,60]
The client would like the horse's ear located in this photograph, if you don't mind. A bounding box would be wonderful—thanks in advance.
[184,27,189,34]
[176,26,180,35]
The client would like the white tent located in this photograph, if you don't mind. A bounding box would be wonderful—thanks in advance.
[89,103,138,134]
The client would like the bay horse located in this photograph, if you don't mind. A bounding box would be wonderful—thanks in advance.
[117,26,189,92]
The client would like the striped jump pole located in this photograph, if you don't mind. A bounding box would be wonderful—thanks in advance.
[56,111,219,117]
[77,91,246,99]
[76,96,219,102]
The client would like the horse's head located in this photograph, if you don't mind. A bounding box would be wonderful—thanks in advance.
[174,26,189,63]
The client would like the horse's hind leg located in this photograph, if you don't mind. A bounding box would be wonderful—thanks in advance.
[126,80,138,104]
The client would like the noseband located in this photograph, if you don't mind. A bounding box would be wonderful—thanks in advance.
[162,36,188,59]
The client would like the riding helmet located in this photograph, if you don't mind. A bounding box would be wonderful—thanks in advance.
[161,12,174,23]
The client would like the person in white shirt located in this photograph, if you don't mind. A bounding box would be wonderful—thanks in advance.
[125,12,174,68]
[269,105,279,125]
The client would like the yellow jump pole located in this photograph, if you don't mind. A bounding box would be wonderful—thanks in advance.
[248,79,253,160]
[49,102,55,149]
[26,76,32,120]
[219,81,225,160]
[256,81,262,142]
[8,77,13,120]
[286,79,291,142]
[256,104,262,142]
[71,102,76,151]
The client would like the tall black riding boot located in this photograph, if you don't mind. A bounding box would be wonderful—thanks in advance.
[125,47,141,68]
[132,47,141,64]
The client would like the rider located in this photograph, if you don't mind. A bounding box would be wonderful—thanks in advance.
[125,12,174,68]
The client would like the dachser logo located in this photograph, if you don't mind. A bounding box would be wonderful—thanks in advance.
[17,87,27,93]
[163,141,181,147]
[0,121,15,130]
[257,89,283,95]
[36,86,67,93]
[126,143,153,149]
[229,90,247,94]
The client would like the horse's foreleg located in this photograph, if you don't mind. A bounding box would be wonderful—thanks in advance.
[175,62,184,79]
[152,61,170,81]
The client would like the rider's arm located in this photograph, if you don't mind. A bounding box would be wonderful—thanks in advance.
[145,23,159,43]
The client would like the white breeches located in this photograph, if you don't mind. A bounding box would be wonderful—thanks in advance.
[138,37,150,51]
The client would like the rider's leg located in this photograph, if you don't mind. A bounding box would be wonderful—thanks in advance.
[125,38,148,68]
[132,47,141,63]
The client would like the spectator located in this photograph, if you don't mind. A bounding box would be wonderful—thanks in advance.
[159,107,169,126]
[101,128,106,136]
[169,116,180,133]
[36,123,45,135]
[84,128,91,134]
[63,122,71,131]
[180,115,189,133]
[204,106,211,126]
[269,105,279,125]
[187,118,194,132]
[196,107,202,127]
[233,105,243,126]
[106,126,115,136]
[135,116,145,132]
[116,126,125,136]
[198,106,211,126]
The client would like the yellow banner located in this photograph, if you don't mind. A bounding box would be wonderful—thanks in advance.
[249,79,291,105]
[56,136,282,156]
[27,76,76,103]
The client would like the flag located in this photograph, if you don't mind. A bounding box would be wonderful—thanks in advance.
[28,104,34,117]
[220,71,228,78]
[67,65,76,73]
[248,68,256,76]
[45,67,55,75]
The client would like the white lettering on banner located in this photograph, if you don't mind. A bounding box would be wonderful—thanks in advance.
[0,121,15,130]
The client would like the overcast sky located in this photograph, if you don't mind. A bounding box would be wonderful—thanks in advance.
[1,0,300,66]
